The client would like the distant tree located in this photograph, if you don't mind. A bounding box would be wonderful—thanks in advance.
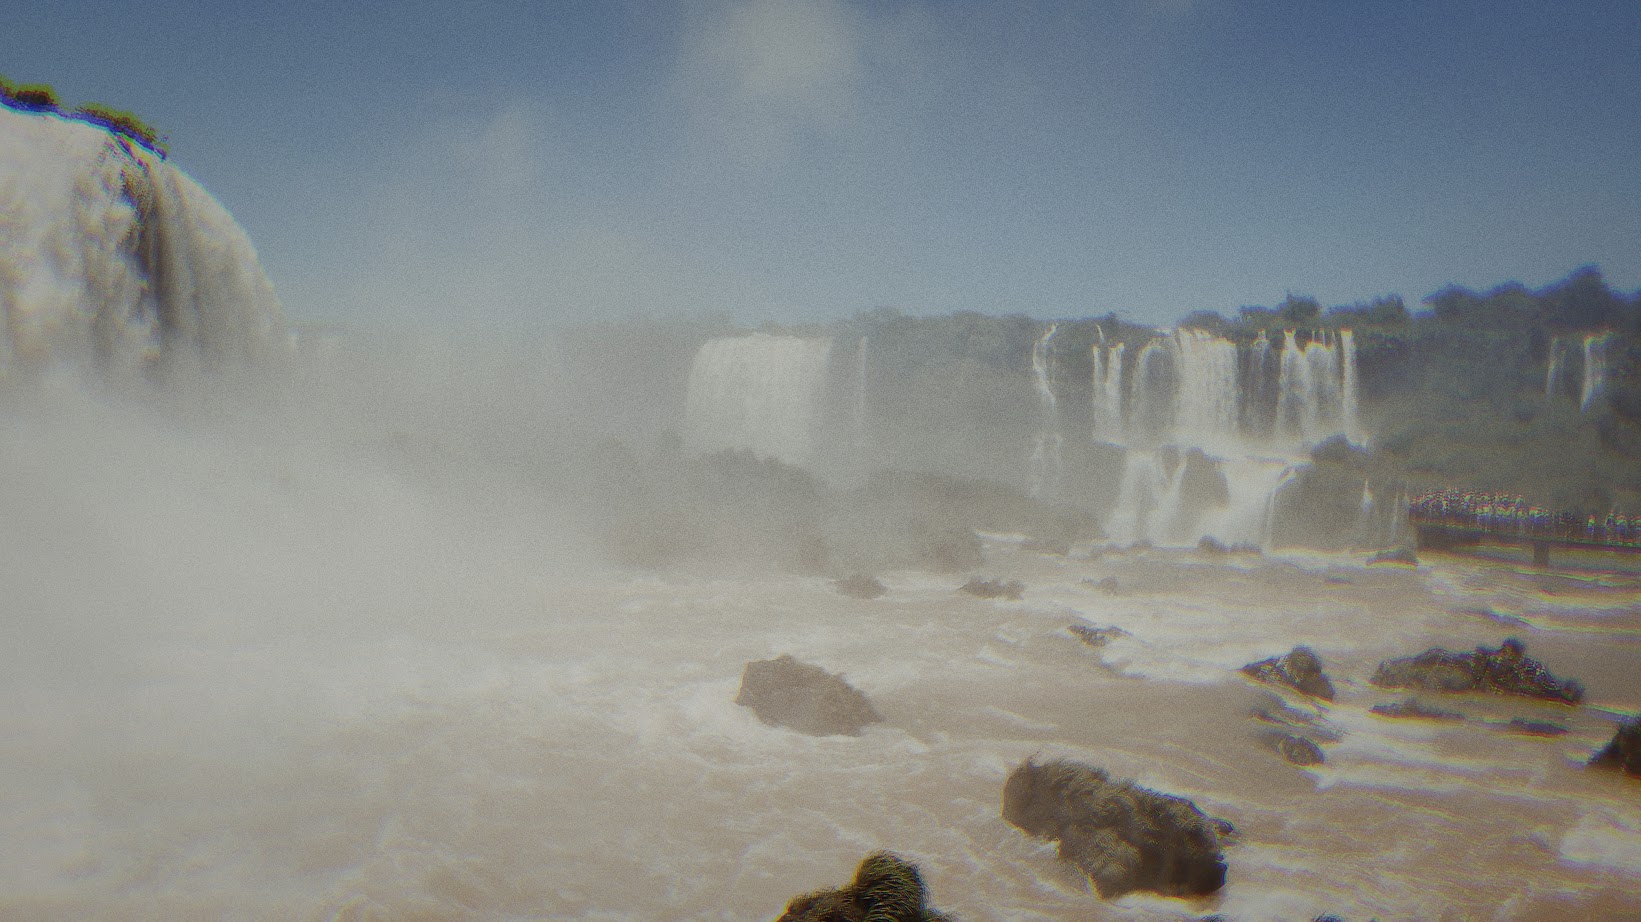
[1538,265,1623,330]
[1237,305,1280,329]
[0,76,59,112]
[1277,293,1321,327]
[1424,284,1481,322]
[1178,309,1229,335]
[1327,294,1408,327]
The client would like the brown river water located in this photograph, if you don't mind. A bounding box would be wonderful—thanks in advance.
[1,399,1637,921]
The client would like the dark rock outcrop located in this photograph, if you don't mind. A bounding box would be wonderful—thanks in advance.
[958,577,1024,600]
[1588,715,1641,776]
[1369,698,1464,721]
[1370,638,1584,704]
[776,851,953,922]
[1069,623,1128,648]
[736,655,882,736]
[1197,536,1230,554]
[1241,646,1336,701]
[835,574,887,599]
[1366,546,1418,567]
[1002,759,1228,899]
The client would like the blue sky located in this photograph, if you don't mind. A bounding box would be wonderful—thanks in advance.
[6,0,1639,329]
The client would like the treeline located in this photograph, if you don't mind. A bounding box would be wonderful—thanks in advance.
[0,74,168,159]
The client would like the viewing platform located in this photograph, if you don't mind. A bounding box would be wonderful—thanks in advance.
[1412,520,1641,569]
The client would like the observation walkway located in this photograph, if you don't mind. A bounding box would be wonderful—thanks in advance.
[1412,519,1641,568]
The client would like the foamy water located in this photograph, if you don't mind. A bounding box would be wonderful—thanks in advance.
[3,401,1637,922]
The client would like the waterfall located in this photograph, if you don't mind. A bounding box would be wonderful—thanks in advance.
[1200,457,1298,547]
[1581,332,1612,412]
[1546,335,1569,400]
[1105,449,1188,544]
[1276,330,1355,447]
[1091,341,1125,444]
[1028,324,1062,498]
[852,335,868,460]
[1341,329,1362,446]
[0,106,284,379]
[1244,330,1275,437]
[683,334,834,468]
[1091,326,1363,549]
[1171,329,1241,453]
[1128,337,1175,445]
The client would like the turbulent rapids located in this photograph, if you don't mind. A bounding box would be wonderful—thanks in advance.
[2,103,1639,921]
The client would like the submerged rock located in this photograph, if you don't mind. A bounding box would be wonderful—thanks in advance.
[1504,719,1569,737]
[736,655,882,737]
[1369,698,1465,721]
[1002,758,1229,899]
[1082,576,1121,595]
[1241,646,1336,701]
[958,577,1024,600]
[1371,638,1584,704]
[835,574,887,599]
[1252,695,1344,744]
[1588,715,1641,777]
[1252,694,1341,765]
[776,851,954,922]
[1069,623,1128,648]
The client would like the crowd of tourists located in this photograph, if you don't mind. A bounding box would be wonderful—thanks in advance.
[1409,489,1635,545]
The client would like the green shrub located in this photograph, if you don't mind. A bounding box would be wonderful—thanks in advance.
[71,102,168,159]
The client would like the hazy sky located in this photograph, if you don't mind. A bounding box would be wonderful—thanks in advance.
[7,0,1640,329]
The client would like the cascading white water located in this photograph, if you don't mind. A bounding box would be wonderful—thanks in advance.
[1546,335,1569,400]
[1198,457,1298,547]
[1105,449,1188,544]
[1275,330,1356,447]
[0,106,284,378]
[1171,329,1241,453]
[1581,332,1612,412]
[1340,329,1361,446]
[1091,342,1125,445]
[683,334,833,468]
[1127,337,1175,445]
[1028,324,1062,498]
[1099,326,1362,548]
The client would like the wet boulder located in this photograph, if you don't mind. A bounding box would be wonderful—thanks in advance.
[1273,734,1325,766]
[959,577,1024,600]
[1371,638,1584,704]
[1241,646,1336,701]
[1002,758,1229,899]
[736,655,882,737]
[1588,715,1641,777]
[1069,623,1128,648]
[835,574,887,599]
[776,851,954,922]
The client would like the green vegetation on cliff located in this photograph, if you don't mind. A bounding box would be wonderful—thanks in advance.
[1,74,168,158]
